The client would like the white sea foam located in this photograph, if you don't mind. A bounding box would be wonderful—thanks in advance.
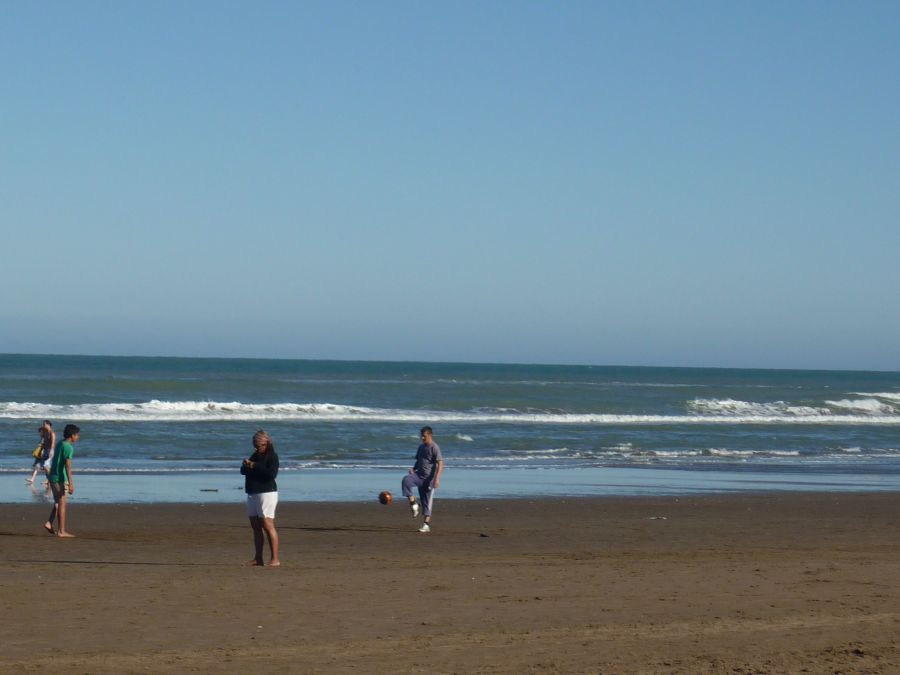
[707,448,800,457]
[826,398,896,415]
[868,449,900,457]
[853,392,900,403]
[455,434,474,442]
[1,399,899,425]
[688,398,830,417]
[650,450,703,457]
[0,400,382,421]
[690,396,900,418]
[510,447,574,455]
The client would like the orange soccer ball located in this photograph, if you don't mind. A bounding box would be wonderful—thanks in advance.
[378,490,393,505]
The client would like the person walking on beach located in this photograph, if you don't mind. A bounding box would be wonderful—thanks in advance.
[27,420,56,485]
[45,424,80,537]
[402,426,444,533]
[241,429,281,567]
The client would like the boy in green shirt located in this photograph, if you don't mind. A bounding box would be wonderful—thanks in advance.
[45,424,80,537]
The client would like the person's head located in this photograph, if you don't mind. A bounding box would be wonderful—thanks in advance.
[43,420,52,430]
[253,429,274,454]
[420,426,433,443]
[63,424,80,441]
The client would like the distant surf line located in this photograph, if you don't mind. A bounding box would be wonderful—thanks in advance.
[0,399,898,425]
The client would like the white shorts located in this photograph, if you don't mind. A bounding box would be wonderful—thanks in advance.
[246,492,278,519]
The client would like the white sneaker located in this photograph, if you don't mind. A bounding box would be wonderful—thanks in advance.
[410,502,420,518]
[418,523,431,533]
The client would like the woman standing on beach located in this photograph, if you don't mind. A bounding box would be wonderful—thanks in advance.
[27,420,56,485]
[240,429,280,567]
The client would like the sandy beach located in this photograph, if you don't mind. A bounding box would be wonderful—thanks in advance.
[3,492,899,673]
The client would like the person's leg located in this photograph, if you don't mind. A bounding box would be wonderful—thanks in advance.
[401,472,417,500]
[422,486,435,524]
[245,494,265,565]
[261,518,280,566]
[56,492,74,537]
[418,485,434,532]
[247,516,264,565]
[402,473,423,517]
[258,493,280,566]
[45,484,60,534]
[27,462,39,484]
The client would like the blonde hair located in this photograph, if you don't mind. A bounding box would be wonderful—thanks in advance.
[253,429,273,452]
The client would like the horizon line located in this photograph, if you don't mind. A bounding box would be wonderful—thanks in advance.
[1,352,897,376]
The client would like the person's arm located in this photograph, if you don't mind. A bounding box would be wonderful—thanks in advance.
[65,458,74,494]
[51,430,57,448]
[431,460,443,490]
[242,453,277,479]
[241,450,259,475]
[251,452,278,481]
[270,452,279,479]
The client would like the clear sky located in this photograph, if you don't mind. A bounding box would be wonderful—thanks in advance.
[1,2,898,370]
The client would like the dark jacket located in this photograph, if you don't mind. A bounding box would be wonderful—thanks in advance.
[240,449,279,494]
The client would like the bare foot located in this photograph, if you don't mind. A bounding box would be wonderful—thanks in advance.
[265,560,281,567]
[43,522,55,535]
[26,479,34,484]
[244,559,263,566]
[57,532,75,538]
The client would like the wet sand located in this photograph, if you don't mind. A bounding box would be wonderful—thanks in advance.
[2,492,899,673]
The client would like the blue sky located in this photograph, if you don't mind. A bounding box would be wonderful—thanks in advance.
[1,2,897,370]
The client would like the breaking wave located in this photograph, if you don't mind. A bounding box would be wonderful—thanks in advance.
[0,399,898,425]
[689,397,899,420]
[853,392,900,403]
[826,398,896,415]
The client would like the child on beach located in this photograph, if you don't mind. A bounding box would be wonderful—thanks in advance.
[240,429,280,567]
[27,420,56,485]
[45,424,80,537]
[402,426,444,533]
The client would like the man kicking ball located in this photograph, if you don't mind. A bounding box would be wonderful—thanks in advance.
[402,426,444,533]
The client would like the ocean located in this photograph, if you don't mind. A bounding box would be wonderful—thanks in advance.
[1,354,898,502]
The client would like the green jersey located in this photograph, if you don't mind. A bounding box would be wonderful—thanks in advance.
[48,440,74,484]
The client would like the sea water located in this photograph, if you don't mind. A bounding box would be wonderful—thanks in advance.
[1,354,898,503]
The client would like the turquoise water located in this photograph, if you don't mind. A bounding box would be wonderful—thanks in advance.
[1,354,898,502]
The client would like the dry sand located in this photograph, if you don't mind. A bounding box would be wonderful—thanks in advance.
[2,492,899,673]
